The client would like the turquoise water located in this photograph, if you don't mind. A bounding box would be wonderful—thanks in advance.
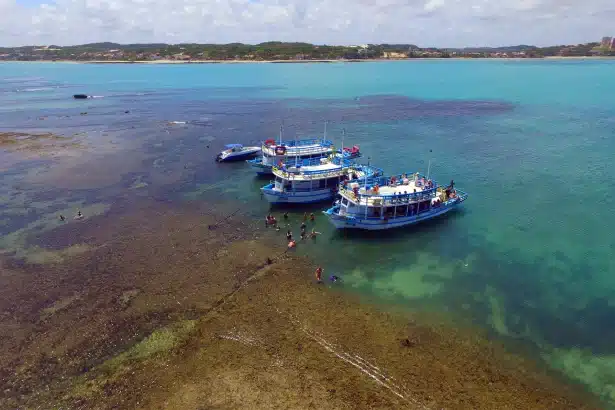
[2,60,615,405]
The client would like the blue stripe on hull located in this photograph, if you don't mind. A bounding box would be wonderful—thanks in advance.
[325,202,463,230]
[261,188,334,205]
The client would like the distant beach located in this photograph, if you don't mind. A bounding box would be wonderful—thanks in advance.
[2,56,612,65]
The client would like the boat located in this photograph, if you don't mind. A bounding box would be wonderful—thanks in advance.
[73,94,89,99]
[260,155,382,205]
[247,124,361,176]
[216,144,261,162]
[323,172,467,230]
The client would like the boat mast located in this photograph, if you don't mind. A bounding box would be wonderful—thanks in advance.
[323,121,327,144]
[341,128,345,160]
[279,124,283,145]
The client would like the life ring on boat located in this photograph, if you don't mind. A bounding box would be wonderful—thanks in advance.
[265,139,276,146]
[275,146,287,155]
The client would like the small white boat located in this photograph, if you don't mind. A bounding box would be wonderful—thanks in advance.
[216,144,261,162]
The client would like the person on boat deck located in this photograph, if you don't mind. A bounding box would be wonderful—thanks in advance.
[303,212,308,222]
[283,212,289,220]
[300,221,306,231]
[310,213,315,222]
[288,240,296,249]
[286,230,293,241]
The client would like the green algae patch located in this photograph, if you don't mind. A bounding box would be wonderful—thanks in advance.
[486,285,509,336]
[545,348,615,404]
[40,294,81,320]
[66,320,198,402]
[0,202,110,263]
[23,243,94,265]
[104,320,197,369]
[343,251,456,300]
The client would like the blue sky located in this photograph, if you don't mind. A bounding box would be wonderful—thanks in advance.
[1,0,613,47]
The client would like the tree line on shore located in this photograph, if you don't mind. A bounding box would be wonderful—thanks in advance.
[1,41,613,61]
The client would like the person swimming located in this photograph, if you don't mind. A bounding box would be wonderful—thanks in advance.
[329,275,340,283]
[74,211,83,220]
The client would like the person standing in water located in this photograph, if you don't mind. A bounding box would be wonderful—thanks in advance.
[315,266,323,283]
[310,213,315,222]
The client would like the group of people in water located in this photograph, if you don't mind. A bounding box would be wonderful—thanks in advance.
[265,211,322,249]
[58,210,84,222]
[265,211,336,283]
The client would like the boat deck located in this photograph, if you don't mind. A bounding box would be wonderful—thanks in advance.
[360,180,424,196]
[345,179,439,206]
[263,144,331,157]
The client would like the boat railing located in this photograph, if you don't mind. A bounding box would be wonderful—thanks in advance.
[263,138,333,149]
[339,184,439,206]
[271,160,376,180]
[284,138,333,148]
[347,172,428,188]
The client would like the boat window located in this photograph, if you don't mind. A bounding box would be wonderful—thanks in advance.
[341,197,348,206]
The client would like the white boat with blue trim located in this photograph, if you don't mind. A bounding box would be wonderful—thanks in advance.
[216,144,261,162]
[323,172,467,230]
[246,124,361,176]
[260,156,382,205]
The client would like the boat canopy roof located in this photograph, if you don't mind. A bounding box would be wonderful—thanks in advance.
[267,138,333,148]
[341,172,442,204]
[225,144,243,148]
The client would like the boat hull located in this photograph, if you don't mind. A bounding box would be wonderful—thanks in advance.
[323,199,465,230]
[261,184,334,204]
[216,149,260,162]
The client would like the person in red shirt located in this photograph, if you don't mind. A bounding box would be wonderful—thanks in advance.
[315,266,323,283]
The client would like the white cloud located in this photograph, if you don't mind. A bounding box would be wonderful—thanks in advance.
[0,0,613,47]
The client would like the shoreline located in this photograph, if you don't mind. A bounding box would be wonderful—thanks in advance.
[2,56,615,65]
[0,199,601,409]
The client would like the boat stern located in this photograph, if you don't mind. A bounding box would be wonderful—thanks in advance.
[260,183,286,204]
[247,158,273,175]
